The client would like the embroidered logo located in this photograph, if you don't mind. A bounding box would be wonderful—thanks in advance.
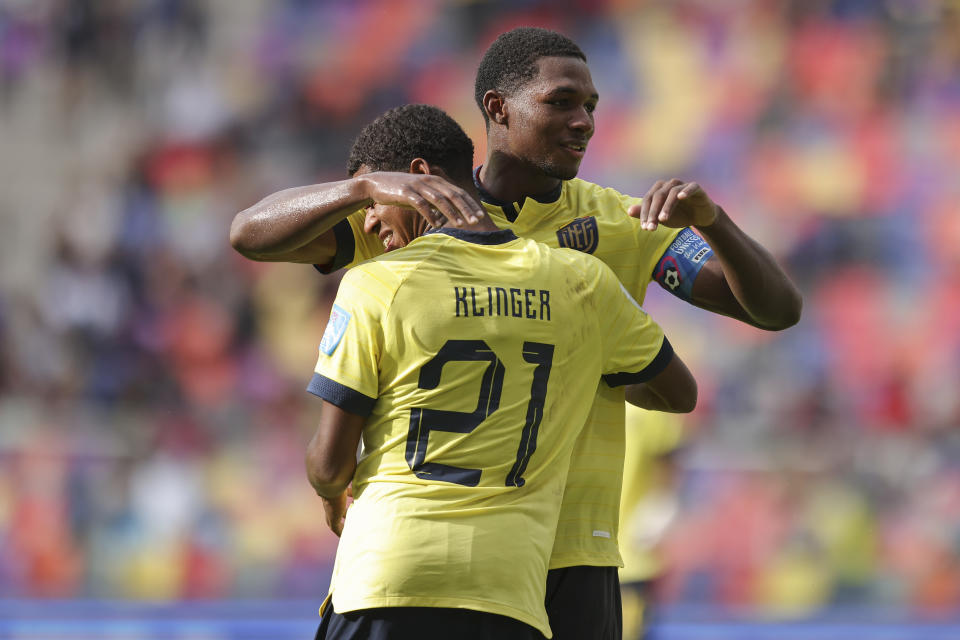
[556,217,599,254]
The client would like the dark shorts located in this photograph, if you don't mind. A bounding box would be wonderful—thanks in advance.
[545,565,622,640]
[315,605,546,640]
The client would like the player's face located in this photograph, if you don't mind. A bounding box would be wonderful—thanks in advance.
[357,174,433,252]
[365,206,428,251]
[503,56,597,180]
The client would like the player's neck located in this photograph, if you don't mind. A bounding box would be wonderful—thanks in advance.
[480,152,562,204]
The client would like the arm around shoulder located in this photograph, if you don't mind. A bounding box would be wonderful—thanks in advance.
[630,179,802,330]
[691,206,803,330]
[230,179,371,264]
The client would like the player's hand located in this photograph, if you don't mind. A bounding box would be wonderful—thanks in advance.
[628,179,718,231]
[321,486,352,537]
[356,172,484,228]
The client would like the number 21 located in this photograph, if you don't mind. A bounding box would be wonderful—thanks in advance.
[405,339,555,487]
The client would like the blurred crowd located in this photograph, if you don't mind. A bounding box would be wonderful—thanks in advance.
[0,0,958,619]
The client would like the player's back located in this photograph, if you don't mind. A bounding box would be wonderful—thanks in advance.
[357,229,589,490]
[328,179,702,572]
[318,227,668,637]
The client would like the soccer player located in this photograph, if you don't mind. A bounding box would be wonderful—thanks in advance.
[230,28,802,639]
[302,104,697,640]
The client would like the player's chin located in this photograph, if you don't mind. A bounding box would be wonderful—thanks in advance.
[542,160,580,181]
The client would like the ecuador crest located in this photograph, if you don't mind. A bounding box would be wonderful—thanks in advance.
[556,216,599,254]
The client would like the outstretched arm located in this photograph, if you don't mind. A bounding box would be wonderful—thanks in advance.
[230,172,485,264]
[631,180,802,330]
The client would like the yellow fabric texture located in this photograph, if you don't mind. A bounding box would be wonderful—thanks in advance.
[340,178,681,568]
[314,230,668,637]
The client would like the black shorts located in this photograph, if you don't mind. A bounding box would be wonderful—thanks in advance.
[545,565,622,640]
[315,605,546,640]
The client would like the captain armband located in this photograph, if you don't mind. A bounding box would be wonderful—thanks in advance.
[652,228,713,301]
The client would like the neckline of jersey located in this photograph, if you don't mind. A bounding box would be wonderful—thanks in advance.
[473,166,564,209]
[423,227,519,245]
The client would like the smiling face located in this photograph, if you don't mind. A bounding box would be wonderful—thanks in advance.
[363,203,432,252]
[501,56,597,180]
[355,166,434,252]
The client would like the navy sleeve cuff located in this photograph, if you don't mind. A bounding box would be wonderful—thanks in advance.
[314,219,357,274]
[307,373,376,416]
[602,337,674,387]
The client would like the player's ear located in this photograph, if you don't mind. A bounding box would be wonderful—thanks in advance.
[410,158,452,182]
[483,90,508,126]
[409,157,431,175]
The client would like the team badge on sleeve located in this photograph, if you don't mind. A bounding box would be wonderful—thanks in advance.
[319,304,351,355]
[653,228,713,300]
[556,217,599,254]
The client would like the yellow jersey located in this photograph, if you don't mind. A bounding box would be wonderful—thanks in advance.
[310,227,673,636]
[321,175,712,569]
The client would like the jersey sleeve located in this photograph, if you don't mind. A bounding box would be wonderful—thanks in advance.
[306,266,387,415]
[314,209,386,274]
[615,191,713,302]
[586,258,674,387]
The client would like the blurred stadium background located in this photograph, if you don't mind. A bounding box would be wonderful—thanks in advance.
[1,0,959,638]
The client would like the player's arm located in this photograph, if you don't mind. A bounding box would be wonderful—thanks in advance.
[589,259,698,412]
[631,179,802,331]
[229,172,484,264]
[304,266,386,535]
[602,332,697,413]
[305,402,365,536]
[624,352,696,413]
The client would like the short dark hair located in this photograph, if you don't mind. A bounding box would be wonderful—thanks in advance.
[346,104,474,184]
[474,27,586,125]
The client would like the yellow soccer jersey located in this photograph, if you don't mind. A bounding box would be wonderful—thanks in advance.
[321,175,713,569]
[309,228,674,637]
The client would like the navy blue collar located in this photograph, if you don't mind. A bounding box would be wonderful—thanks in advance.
[424,227,518,245]
[473,166,564,207]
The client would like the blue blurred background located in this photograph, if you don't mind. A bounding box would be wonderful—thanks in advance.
[1,0,959,637]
